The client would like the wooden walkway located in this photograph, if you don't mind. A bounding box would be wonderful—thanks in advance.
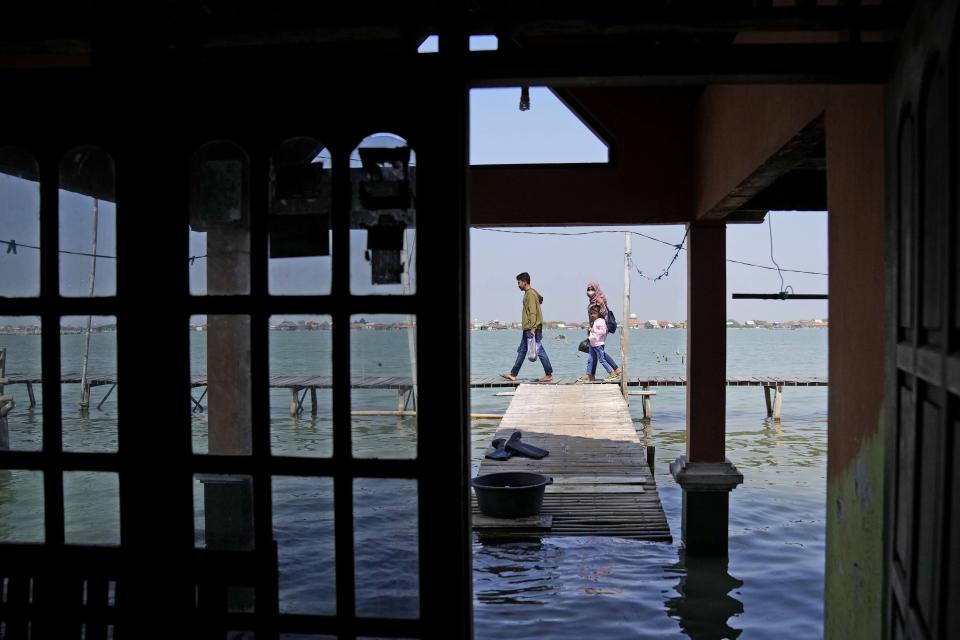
[0,373,826,419]
[471,375,828,388]
[472,384,671,541]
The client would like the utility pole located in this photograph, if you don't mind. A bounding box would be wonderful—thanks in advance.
[621,232,631,401]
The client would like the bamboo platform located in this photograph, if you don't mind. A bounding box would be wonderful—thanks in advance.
[472,384,671,541]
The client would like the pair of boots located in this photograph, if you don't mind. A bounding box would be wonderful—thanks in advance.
[484,431,550,460]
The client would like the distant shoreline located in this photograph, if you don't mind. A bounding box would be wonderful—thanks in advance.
[0,322,828,336]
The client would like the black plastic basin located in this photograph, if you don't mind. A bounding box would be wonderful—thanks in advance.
[471,472,553,518]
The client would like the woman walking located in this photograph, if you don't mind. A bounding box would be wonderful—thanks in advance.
[578,304,617,382]
[585,281,622,380]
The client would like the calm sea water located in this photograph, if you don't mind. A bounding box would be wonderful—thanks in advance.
[0,327,827,638]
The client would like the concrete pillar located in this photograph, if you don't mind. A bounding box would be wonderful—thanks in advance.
[201,223,255,613]
[671,221,742,555]
[207,223,251,455]
[685,221,727,462]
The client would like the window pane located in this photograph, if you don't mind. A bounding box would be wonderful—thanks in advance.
[61,316,117,453]
[269,138,332,295]
[64,471,119,545]
[189,142,250,296]
[0,316,42,451]
[273,476,335,615]
[351,315,417,459]
[191,315,251,455]
[0,470,44,542]
[270,316,331,457]
[0,148,40,297]
[350,133,416,295]
[353,478,419,618]
[59,146,116,297]
[194,474,255,551]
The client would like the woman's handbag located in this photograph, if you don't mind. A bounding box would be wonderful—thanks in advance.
[578,339,590,353]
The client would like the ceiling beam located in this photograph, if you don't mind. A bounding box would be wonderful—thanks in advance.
[466,43,895,87]
[701,114,825,220]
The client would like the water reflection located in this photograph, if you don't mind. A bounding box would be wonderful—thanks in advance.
[473,540,560,606]
[665,551,744,639]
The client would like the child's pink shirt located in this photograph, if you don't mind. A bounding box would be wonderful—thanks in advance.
[589,318,608,347]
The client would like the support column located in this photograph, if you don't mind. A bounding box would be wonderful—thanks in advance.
[671,221,742,555]
[685,221,727,462]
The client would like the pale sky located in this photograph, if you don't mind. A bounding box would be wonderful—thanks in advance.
[1,85,828,324]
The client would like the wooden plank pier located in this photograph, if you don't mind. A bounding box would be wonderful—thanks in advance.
[472,384,671,541]
[0,373,826,421]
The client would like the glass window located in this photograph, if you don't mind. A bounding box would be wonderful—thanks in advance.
[61,315,117,453]
[273,476,335,615]
[269,138,332,295]
[59,146,116,297]
[193,474,255,551]
[350,134,416,295]
[0,316,42,451]
[353,478,419,618]
[189,142,250,296]
[190,315,251,455]
[0,470,45,543]
[0,148,40,297]
[350,314,417,459]
[64,471,120,545]
[269,315,332,458]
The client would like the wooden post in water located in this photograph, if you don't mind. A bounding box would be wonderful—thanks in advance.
[80,198,99,409]
[0,397,12,450]
[402,231,418,410]
[290,387,300,416]
[0,347,8,449]
[772,384,783,421]
[620,232,631,403]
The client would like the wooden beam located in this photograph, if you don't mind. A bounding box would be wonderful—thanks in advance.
[467,44,895,87]
[736,168,827,213]
[701,114,825,219]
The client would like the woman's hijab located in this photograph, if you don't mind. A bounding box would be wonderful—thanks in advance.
[586,281,608,319]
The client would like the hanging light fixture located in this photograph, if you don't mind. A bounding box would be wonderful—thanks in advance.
[519,86,530,111]
[731,213,828,300]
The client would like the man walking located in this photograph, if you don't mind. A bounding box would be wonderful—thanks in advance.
[502,272,554,382]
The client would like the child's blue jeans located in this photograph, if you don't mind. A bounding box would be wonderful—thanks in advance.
[586,345,615,375]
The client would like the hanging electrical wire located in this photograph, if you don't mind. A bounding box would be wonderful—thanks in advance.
[475,226,828,277]
[2,238,209,263]
[767,213,793,296]
[731,212,827,300]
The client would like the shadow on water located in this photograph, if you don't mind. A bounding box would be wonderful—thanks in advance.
[664,552,744,640]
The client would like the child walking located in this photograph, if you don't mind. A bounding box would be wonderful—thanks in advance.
[578,304,620,382]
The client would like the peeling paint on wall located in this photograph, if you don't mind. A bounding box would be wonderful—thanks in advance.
[824,426,884,640]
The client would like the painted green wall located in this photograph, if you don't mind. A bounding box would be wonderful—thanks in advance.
[824,426,884,639]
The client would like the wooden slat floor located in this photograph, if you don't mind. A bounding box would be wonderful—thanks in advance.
[473,384,672,541]
[1,374,827,390]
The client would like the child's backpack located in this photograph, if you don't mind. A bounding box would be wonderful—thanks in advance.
[607,308,618,334]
